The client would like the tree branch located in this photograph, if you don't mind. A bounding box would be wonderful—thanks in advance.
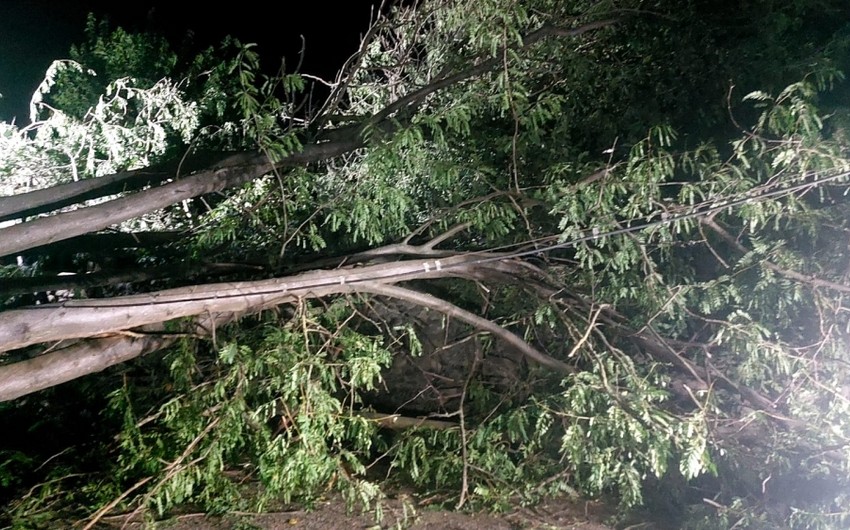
[0,151,252,223]
[0,254,482,353]
[4,231,185,264]
[356,282,575,374]
[0,262,259,299]
[356,410,458,430]
[0,254,573,399]
[702,217,850,294]
[0,138,367,257]
[0,308,252,401]
[369,19,617,124]
[0,334,177,401]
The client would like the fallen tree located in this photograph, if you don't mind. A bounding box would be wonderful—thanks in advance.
[2,1,850,528]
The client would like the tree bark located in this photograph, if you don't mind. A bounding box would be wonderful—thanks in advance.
[0,136,368,257]
[0,262,258,298]
[0,151,253,222]
[0,254,488,353]
[0,334,177,401]
[0,254,571,401]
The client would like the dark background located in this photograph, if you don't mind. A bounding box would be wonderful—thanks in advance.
[0,0,381,122]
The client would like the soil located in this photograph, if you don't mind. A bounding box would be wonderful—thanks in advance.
[105,493,621,530]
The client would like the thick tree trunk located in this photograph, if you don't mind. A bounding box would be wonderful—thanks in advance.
[0,254,571,401]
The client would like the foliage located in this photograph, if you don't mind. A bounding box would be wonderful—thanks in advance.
[42,14,179,121]
[1,48,199,198]
[106,303,391,517]
[2,1,850,529]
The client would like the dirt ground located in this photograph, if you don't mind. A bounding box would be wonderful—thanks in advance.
[106,494,622,530]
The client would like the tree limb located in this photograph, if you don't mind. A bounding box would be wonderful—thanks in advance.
[356,410,458,430]
[0,308,252,401]
[0,151,252,223]
[0,262,259,299]
[5,231,185,264]
[0,138,369,257]
[702,217,850,294]
[370,19,617,124]
[0,334,177,401]
[355,282,575,374]
[0,254,482,352]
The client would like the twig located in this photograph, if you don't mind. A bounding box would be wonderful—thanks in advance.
[455,340,482,510]
[81,476,152,530]
[423,222,472,249]
[86,417,222,530]
[566,305,604,358]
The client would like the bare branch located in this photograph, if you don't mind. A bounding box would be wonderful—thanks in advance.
[0,151,250,223]
[356,282,575,374]
[0,137,364,257]
[423,222,473,250]
[0,254,481,352]
[0,334,177,401]
[7,231,184,263]
[0,262,259,298]
[356,410,458,430]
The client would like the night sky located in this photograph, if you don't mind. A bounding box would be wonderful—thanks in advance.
[0,0,380,122]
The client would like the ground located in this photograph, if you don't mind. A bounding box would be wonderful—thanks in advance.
[98,493,622,530]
